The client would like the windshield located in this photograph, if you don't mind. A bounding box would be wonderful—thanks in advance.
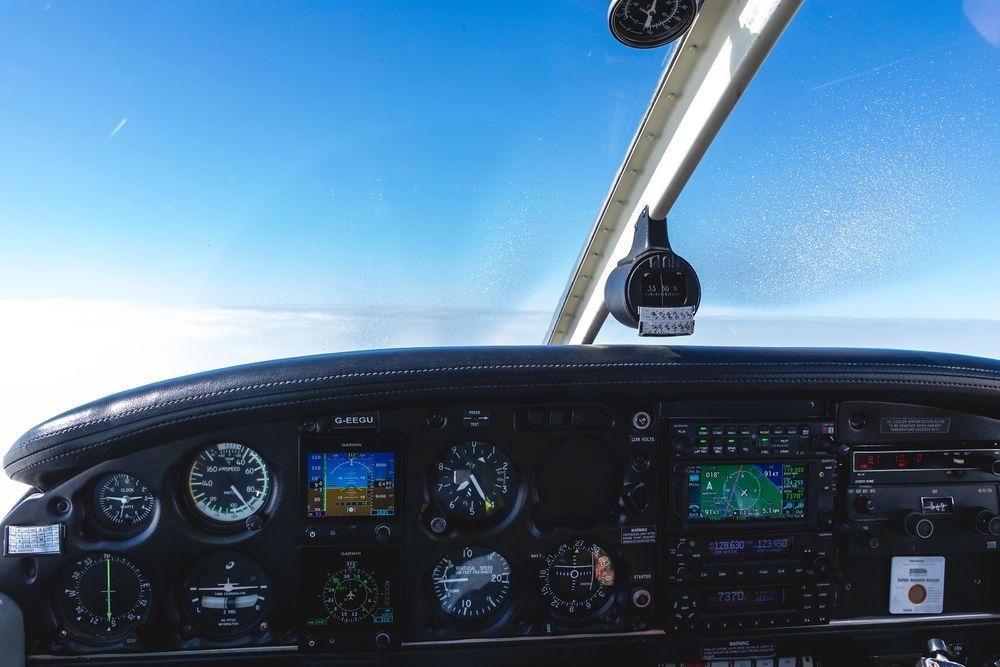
[597,0,1000,349]
[1,1,998,511]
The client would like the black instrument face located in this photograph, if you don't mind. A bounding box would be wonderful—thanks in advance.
[186,443,272,524]
[608,0,697,48]
[538,540,616,619]
[431,546,512,619]
[182,552,272,637]
[93,473,155,531]
[321,561,381,624]
[430,441,516,523]
[59,553,151,643]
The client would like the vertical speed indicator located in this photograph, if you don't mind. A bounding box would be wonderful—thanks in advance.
[186,443,272,525]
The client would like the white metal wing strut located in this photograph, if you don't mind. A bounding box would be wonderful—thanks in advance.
[545,0,803,345]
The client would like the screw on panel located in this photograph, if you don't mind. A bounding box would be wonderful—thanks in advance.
[426,411,446,429]
[52,498,70,515]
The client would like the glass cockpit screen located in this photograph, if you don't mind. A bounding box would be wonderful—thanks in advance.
[306,451,396,518]
[686,463,806,521]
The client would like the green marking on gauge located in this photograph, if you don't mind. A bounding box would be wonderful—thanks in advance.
[105,558,112,622]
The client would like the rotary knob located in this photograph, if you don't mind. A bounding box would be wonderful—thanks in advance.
[904,512,934,539]
[975,509,1000,536]
[854,495,876,514]
[672,594,697,620]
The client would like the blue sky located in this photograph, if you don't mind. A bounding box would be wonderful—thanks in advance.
[0,1,666,309]
[0,0,997,318]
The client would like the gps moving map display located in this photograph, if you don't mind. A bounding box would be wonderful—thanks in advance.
[306,451,396,518]
[686,464,806,522]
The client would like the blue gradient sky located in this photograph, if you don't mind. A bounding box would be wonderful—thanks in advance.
[0,0,997,319]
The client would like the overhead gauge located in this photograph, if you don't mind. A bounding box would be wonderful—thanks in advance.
[608,0,698,49]
[186,443,272,525]
[321,562,381,624]
[430,441,517,523]
[538,539,617,620]
[59,553,151,643]
[93,473,155,531]
[431,546,512,620]
[181,552,272,637]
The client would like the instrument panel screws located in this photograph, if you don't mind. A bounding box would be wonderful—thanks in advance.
[258,621,270,634]
[427,411,446,429]
[245,515,263,532]
[56,628,70,642]
[849,413,868,429]
[52,498,70,515]
[180,624,194,638]
[429,516,448,534]
[299,419,320,433]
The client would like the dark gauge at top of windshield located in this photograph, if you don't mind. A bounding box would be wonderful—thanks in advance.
[181,552,271,637]
[93,473,155,531]
[608,0,697,49]
[59,553,151,643]
[538,539,617,620]
[186,443,272,525]
[430,441,517,524]
[431,546,512,620]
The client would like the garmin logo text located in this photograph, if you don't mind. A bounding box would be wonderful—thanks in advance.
[330,412,379,430]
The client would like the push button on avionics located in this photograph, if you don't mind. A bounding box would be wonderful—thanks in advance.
[632,411,652,430]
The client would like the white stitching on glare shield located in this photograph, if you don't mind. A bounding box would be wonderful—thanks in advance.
[11,360,1000,449]
[9,373,1000,476]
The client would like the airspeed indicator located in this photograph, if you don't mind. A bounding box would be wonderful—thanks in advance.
[186,443,272,524]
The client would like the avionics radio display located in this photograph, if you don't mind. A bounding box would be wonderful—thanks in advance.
[306,451,396,518]
[687,464,806,522]
[702,586,793,614]
[705,536,795,558]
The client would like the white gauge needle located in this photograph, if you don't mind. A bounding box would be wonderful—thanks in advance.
[106,495,144,505]
[229,484,252,510]
[469,474,488,503]
[436,578,470,583]
[644,0,658,29]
